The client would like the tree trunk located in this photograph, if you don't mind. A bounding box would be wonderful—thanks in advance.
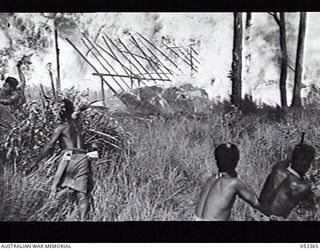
[278,12,288,108]
[291,12,307,108]
[54,20,61,91]
[245,12,252,97]
[231,12,243,107]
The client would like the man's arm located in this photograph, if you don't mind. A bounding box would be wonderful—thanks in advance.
[0,92,20,105]
[298,185,317,220]
[27,124,65,172]
[235,179,260,208]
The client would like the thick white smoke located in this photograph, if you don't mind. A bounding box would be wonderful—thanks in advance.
[1,12,320,105]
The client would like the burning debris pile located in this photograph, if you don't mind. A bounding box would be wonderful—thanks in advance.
[119,83,211,115]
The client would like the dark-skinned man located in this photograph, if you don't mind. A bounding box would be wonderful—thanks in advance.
[258,143,316,221]
[195,143,261,221]
[26,99,97,221]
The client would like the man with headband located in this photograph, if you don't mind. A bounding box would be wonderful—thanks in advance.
[195,143,261,221]
[258,143,316,221]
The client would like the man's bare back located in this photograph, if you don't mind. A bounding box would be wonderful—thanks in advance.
[259,160,314,218]
[33,120,84,161]
[195,173,259,220]
[55,121,83,150]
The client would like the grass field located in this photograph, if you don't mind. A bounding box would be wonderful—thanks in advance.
[1,103,320,221]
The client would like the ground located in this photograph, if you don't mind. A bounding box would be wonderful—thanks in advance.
[0,103,320,221]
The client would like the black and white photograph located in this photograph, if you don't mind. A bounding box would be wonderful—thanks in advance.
[0,12,320,225]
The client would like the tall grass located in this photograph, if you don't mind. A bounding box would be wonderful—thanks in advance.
[1,105,320,221]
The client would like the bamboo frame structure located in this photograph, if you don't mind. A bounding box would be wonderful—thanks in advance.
[67,32,200,108]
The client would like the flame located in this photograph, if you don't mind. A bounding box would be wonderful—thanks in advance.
[0,12,320,105]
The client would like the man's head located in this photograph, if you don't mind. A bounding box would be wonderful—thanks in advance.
[3,77,19,92]
[291,143,315,176]
[214,143,240,177]
[59,99,75,121]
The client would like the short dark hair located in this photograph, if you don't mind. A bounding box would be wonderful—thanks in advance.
[214,143,240,177]
[5,77,19,89]
[291,143,315,174]
[60,99,74,120]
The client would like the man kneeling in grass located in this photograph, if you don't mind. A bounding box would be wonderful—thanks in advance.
[195,143,260,221]
[258,143,316,221]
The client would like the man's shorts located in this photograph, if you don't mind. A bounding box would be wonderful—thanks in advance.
[53,150,92,194]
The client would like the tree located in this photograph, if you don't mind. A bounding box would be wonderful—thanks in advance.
[231,12,243,107]
[40,13,61,92]
[244,12,253,98]
[291,12,307,108]
[269,12,288,108]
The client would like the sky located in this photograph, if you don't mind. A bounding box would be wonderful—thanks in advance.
[0,12,320,106]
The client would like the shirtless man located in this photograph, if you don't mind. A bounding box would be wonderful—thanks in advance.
[0,56,28,110]
[259,143,316,220]
[195,143,260,221]
[26,99,93,221]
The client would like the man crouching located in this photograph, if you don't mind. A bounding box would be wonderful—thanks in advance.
[26,99,95,221]
[195,143,260,221]
[258,143,316,220]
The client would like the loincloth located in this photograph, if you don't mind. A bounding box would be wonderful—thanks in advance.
[193,214,219,221]
[53,149,92,194]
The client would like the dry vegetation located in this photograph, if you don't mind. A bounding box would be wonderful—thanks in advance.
[1,94,320,221]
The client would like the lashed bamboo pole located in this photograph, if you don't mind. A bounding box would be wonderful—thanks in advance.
[190,48,194,76]
[81,38,125,92]
[82,33,131,90]
[171,43,200,64]
[170,42,199,70]
[102,36,130,76]
[188,47,200,65]
[101,77,106,106]
[190,45,199,56]
[162,42,198,72]
[138,38,175,75]
[138,33,183,73]
[118,38,154,81]
[97,37,146,85]
[85,25,105,57]
[129,43,171,81]
[103,35,148,86]
[54,21,61,91]
[116,50,164,68]
[119,38,161,81]
[66,38,129,108]
[82,37,127,89]
[92,73,171,81]
[129,35,166,81]
[127,40,164,81]
[107,36,143,75]
[98,39,145,87]
[48,68,56,98]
